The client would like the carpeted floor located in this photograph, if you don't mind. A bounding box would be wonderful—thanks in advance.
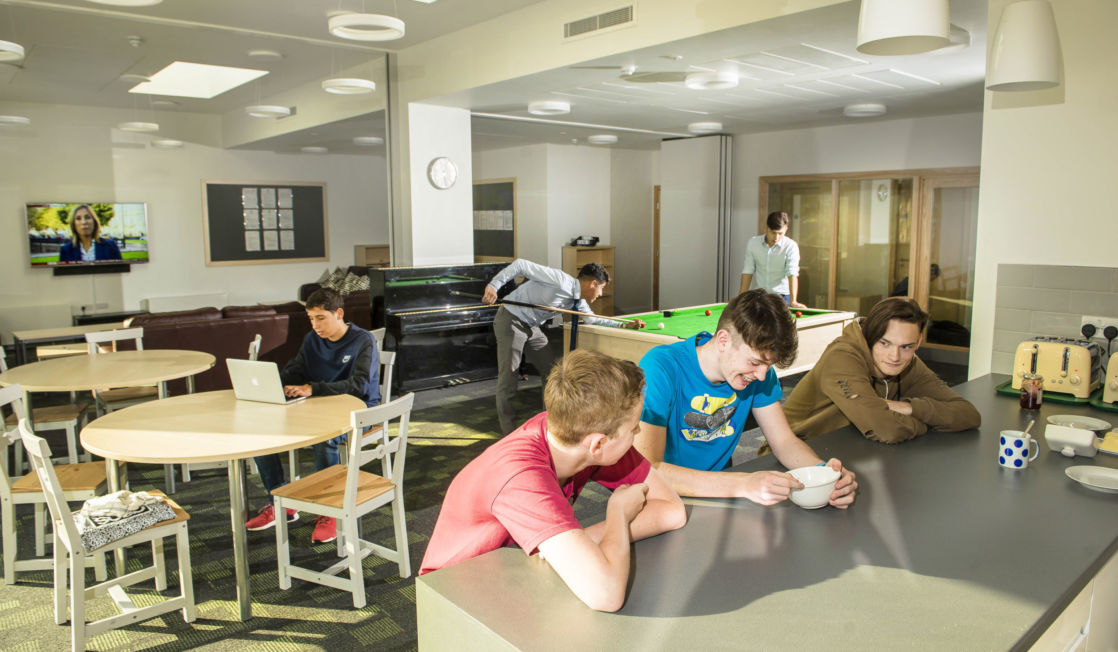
[0,387,581,652]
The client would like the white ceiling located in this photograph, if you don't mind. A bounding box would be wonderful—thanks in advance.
[0,0,989,154]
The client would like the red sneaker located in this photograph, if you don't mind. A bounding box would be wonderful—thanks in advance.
[311,516,337,543]
[245,504,299,531]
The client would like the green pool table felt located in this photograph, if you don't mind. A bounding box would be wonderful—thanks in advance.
[624,305,831,340]
[385,275,475,287]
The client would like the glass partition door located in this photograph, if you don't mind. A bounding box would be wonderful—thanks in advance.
[766,180,833,308]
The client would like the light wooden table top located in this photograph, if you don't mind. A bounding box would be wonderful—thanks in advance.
[11,323,118,343]
[0,349,215,392]
[80,390,365,464]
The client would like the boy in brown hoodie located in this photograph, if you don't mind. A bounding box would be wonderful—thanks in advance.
[783,297,980,443]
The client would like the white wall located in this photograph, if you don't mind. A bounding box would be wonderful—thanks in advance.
[472,143,548,264]
[610,148,659,313]
[407,103,474,266]
[545,144,611,268]
[0,102,387,338]
[970,0,1118,377]
[730,112,984,288]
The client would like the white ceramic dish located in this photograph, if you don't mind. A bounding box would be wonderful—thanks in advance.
[1065,465,1118,494]
[788,466,840,509]
[1047,414,1113,432]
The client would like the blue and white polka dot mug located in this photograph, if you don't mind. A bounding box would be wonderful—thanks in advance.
[998,430,1040,469]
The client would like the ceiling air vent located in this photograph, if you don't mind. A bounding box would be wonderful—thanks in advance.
[564,6,634,39]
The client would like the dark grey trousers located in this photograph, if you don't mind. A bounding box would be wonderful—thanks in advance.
[494,306,556,435]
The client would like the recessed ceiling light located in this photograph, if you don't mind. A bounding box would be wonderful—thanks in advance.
[587,134,618,145]
[247,49,284,60]
[245,105,292,118]
[684,70,738,90]
[151,139,184,149]
[129,61,268,99]
[528,100,571,116]
[118,121,159,132]
[0,40,26,63]
[843,102,887,117]
[0,115,31,126]
[688,121,723,134]
[85,0,163,6]
[322,77,376,94]
[301,146,328,154]
[118,73,152,84]
[151,99,178,108]
[411,0,439,4]
[329,13,406,41]
[353,136,384,146]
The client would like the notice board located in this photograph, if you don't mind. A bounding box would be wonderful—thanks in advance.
[202,180,328,266]
[472,178,516,263]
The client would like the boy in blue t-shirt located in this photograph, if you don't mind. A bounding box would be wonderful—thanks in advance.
[637,289,857,507]
[246,288,380,543]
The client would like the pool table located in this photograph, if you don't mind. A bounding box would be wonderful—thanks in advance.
[562,303,855,376]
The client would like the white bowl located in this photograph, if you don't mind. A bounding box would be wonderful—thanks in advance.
[788,466,840,509]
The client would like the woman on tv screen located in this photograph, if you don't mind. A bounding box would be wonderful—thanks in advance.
[58,204,122,262]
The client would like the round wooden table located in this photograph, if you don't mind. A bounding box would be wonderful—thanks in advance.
[0,349,215,393]
[81,390,365,621]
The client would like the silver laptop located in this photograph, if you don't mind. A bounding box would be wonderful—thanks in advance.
[226,359,306,405]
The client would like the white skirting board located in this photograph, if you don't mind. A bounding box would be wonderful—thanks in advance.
[141,292,228,313]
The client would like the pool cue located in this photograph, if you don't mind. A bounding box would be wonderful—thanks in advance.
[448,290,634,322]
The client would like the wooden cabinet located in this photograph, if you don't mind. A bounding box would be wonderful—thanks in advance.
[354,244,391,268]
[562,245,614,316]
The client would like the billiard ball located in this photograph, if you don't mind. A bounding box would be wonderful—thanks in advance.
[663,310,673,317]
[795,311,803,317]
[704,309,712,316]
[657,322,666,330]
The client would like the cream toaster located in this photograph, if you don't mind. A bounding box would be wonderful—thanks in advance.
[1012,337,1103,399]
[1104,351,1118,404]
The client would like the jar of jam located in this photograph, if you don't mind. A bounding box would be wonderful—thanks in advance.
[1020,373,1043,409]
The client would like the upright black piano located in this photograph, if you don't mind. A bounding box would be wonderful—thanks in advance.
[370,263,507,392]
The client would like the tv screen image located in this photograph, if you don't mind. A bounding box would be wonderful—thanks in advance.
[27,202,149,267]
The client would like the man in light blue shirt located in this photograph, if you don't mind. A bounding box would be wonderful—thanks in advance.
[483,258,643,434]
[739,211,806,308]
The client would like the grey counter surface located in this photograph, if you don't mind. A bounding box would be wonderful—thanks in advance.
[418,374,1118,651]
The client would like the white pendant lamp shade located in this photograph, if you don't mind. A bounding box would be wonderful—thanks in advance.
[528,100,570,116]
[0,39,25,63]
[322,77,376,94]
[987,0,1060,92]
[0,115,31,126]
[329,14,405,41]
[587,134,617,145]
[684,70,738,90]
[688,121,722,134]
[118,121,159,132]
[245,105,292,118]
[856,0,950,55]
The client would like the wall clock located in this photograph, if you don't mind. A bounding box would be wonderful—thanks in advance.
[427,156,458,190]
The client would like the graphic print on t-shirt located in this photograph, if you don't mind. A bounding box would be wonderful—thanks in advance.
[680,393,738,442]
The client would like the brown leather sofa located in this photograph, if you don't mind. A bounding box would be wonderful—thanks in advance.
[125,306,290,395]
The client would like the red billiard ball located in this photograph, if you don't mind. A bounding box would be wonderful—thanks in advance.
[795,311,803,318]
[704,309,712,316]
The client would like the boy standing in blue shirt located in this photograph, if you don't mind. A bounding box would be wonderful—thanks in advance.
[637,290,857,507]
[246,288,380,543]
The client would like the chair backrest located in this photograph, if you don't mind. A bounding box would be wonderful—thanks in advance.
[248,333,263,361]
[378,350,396,403]
[371,327,386,353]
[0,385,27,494]
[86,327,144,355]
[0,346,7,372]
[19,419,83,551]
[344,393,414,511]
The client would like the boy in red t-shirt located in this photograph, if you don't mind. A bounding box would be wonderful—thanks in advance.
[419,350,686,612]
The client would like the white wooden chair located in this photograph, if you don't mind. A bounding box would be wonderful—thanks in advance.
[20,419,195,651]
[273,392,414,608]
[0,348,89,469]
[85,328,159,415]
[288,346,395,481]
[85,328,175,492]
[371,327,386,353]
[0,385,108,585]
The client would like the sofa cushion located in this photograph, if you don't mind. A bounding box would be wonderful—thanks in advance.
[222,305,276,319]
[126,307,222,327]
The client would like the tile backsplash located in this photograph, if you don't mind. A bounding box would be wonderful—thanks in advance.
[992,264,1118,373]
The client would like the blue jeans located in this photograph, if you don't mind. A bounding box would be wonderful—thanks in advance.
[253,433,347,504]
[779,293,791,305]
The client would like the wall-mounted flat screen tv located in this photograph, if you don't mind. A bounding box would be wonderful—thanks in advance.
[27,202,149,267]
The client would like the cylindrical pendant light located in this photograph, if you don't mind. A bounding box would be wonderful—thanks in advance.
[986,0,1060,92]
[857,0,950,55]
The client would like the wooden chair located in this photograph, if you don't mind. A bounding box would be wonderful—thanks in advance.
[288,346,396,481]
[0,385,107,585]
[371,327,386,353]
[84,328,159,415]
[20,419,195,651]
[0,348,89,469]
[273,392,414,608]
[85,328,175,492]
